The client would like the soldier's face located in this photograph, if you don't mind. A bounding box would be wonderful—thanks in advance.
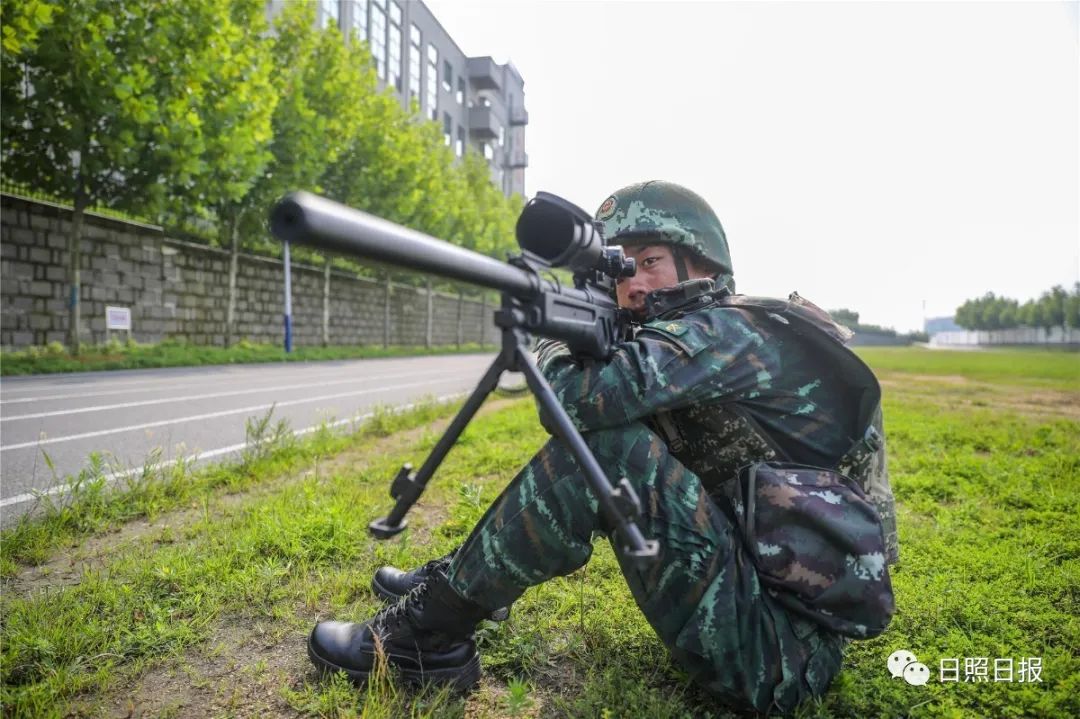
[616,244,685,317]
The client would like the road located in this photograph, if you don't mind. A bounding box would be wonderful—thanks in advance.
[0,354,497,527]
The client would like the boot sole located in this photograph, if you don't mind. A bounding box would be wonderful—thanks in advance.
[307,632,482,692]
[370,576,511,623]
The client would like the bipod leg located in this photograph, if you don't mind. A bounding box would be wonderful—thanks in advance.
[369,353,507,538]
[514,347,659,566]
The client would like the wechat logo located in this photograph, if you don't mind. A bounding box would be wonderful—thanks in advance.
[888,649,930,686]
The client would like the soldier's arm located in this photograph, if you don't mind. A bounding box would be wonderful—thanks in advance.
[535,314,754,431]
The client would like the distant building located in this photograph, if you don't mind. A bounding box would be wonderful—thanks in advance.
[266,0,528,198]
[925,316,962,334]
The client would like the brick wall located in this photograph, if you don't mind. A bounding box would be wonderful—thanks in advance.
[0,193,498,349]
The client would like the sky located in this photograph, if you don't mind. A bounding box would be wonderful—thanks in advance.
[423,0,1079,332]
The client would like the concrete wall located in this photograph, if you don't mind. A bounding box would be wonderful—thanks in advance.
[0,193,498,349]
[930,327,1080,347]
[849,332,912,347]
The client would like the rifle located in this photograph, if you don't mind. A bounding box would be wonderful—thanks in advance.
[270,191,659,565]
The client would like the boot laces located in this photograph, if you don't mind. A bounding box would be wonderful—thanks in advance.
[375,577,431,630]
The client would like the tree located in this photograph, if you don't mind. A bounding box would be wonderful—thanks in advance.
[829,308,860,328]
[998,300,1017,329]
[1,0,272,352]
[980,294,1001,330]
[1066,283,1080,330]
[237,3,392,345]
[1047,285,1068,330]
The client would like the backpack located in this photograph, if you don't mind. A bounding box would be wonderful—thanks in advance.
[713,292,896,639]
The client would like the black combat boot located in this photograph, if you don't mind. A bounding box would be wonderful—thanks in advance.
[372,547,510,622]
[308,570,489,691]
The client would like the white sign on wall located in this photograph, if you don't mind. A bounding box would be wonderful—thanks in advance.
[105,306,132,331]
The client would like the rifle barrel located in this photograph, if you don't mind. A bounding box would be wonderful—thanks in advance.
[270,191,540,296]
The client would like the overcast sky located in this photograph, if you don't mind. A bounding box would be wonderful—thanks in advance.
[423,0,1079,331]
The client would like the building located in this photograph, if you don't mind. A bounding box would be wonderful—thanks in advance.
[267,0,528,198]
[924,316,962,335]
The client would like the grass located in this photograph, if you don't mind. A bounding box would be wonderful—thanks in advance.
[854,346,1080,387]
[1,347,1078,717]
[0,339,496,376]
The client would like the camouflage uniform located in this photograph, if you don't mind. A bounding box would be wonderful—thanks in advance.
[445,182,898,714]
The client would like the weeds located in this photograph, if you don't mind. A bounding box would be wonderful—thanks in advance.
[241,405,295,470]
[504,678,534,716]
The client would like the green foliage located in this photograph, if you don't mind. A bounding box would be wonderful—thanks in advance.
[153,0,278,242]
[232,1,375,258]
[1,0,254,210]
[955,284,1080,331]
[829,308,925,341]
[830,308,860,327]
[0,0,55,55]
[2,0,524,295]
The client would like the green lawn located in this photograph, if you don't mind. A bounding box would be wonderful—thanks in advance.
[1,348,1077,717]
[854,346,1080,387]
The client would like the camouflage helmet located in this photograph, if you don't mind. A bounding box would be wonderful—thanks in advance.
[594,181,733,281]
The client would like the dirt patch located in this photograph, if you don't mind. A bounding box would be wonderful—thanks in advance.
[4,399,518,601]
[877,377,1080,420]
[78,618,310,718]
[878,372,973,385]
[83,624,560,719]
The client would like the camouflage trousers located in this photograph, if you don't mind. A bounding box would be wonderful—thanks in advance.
[446,422,846,715]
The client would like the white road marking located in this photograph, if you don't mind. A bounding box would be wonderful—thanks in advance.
[0,377,466,452]
[0,370,448,421]
[0,392,466,509]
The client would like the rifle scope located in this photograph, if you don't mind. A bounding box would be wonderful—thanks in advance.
[269,191,634,290]
[516,192,635,280]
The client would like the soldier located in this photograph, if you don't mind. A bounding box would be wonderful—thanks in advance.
[307,181,899,714]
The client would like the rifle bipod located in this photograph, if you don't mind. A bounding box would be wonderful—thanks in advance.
[368,295,660,567]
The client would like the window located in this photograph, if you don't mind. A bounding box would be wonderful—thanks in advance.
[351,0,367,41]
[456,126,464,157]
[426,44,438,120]
[483,142,494,161]
[498,124,504,147]
[456,77,465,105]
[321,0,340,29]
[389,0,401,25]
[390,9,403,90]
[443,113,452,146]
[409,24,422,102]
[442,60,452,93]
[370,0,386,80]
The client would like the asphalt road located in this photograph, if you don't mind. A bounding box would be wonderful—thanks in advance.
[0,353,497,527]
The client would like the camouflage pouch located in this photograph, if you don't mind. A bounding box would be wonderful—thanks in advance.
[724,461,895,639]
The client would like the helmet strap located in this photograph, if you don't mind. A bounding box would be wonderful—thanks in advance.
[672,247,690,282]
